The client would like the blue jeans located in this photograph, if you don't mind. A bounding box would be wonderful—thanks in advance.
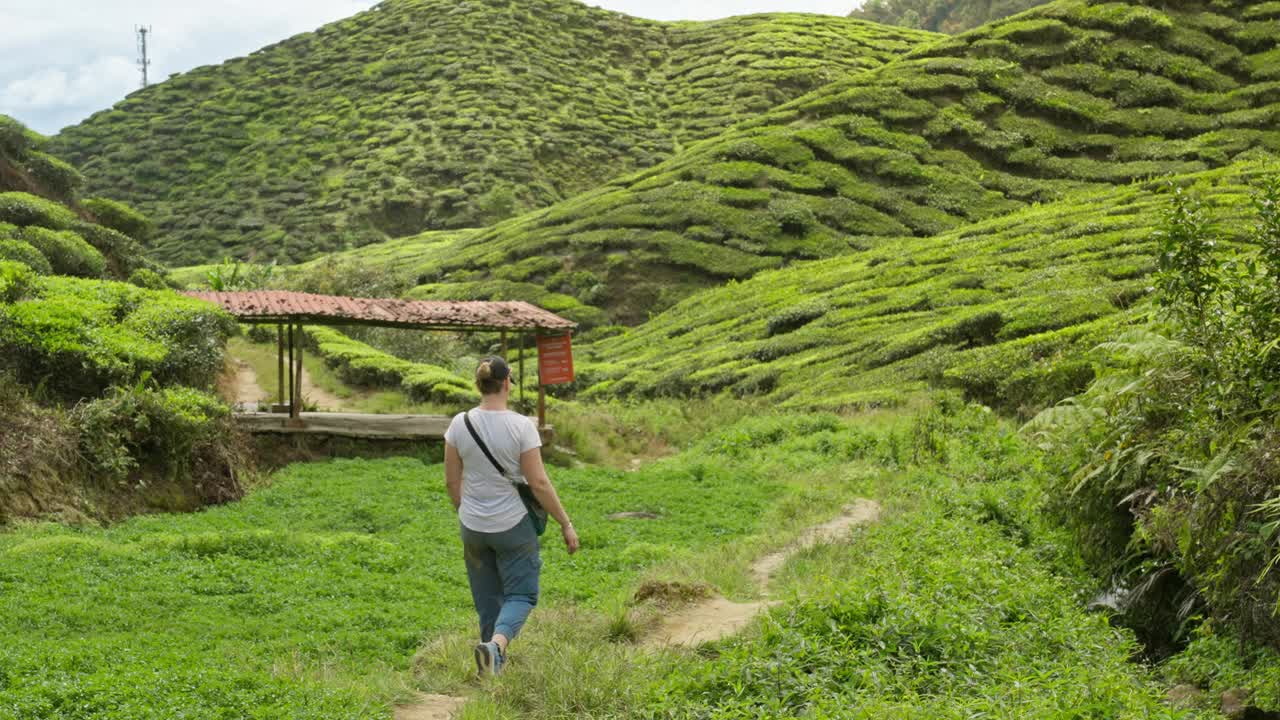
[460,514,541,643]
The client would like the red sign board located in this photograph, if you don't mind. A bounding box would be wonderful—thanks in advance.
[537,334,575,385]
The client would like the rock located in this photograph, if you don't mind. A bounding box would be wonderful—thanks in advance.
[608,511,661,520]
[1221,688,1251,719]
[1166,684,1205,709]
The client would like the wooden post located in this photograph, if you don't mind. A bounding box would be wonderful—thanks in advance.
[538,384,546,431]
[276,324,285,408]
[518,334,526,412]
[293,324,304,420]
[287,324,296,417]
[500,330,508,358]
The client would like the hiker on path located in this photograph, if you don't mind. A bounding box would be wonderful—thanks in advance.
[444,356,579,676]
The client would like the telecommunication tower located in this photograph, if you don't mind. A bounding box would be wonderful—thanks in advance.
[135,25,152,88]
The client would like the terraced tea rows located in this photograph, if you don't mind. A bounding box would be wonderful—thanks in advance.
[50,0,934,265]
[407,0,1280,324]
[578,161,1273,412]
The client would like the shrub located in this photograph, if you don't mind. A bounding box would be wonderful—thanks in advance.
[20,226,106,278]
[122,294,237,389]
[766,301,828,337]
[73,222,147,277]
[127,268,168,290]
[72,385,239,491]
[22,152,83,198]
[0,261,36,303]
[82,197,154,242]
[0,240,52,275]
[0,192,77,230]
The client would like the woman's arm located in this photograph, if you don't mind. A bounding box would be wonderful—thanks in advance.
[520,448,580,554]
[444,443,463,511]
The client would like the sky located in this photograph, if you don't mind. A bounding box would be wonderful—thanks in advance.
[0,0,860,136]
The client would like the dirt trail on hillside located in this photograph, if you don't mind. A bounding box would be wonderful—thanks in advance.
[394,499,882,718]
[646,499,882,647]
[394,694,466,720]
[231,360,268,409]
[225,356,346,412]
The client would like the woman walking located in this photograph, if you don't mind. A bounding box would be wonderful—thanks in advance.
[444,356,579,676]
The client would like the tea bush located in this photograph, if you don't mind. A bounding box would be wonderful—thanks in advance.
[0,277,235,400]
[20,226,105,278]
[0,239,51,275]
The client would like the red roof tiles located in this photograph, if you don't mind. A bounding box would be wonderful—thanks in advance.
[185,291,576,332]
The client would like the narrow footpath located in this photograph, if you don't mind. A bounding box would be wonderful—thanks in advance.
[394,499,882,718]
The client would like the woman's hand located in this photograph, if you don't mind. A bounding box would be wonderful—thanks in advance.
[562,523,580,555]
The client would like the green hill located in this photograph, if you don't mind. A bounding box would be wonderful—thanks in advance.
[379,0,1280,325]
[577,160,1272,412]
[850,0,1050,33]
[49,0,935,266]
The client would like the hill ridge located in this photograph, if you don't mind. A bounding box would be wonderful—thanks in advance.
[50,0,937,265]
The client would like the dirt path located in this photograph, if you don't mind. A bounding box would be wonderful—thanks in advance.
[231,360,268,409]
[646,499,882,647]
[394,694,466,720]
[297,366,345,412]
[394,499,882,718]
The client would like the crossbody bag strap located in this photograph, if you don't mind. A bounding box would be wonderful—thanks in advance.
[462,411,509,478]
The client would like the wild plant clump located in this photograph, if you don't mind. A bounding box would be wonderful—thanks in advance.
[1029,175,1280,648]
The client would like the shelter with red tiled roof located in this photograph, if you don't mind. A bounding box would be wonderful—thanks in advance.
[188,290,576,437]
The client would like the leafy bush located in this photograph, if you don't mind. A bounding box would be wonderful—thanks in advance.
[1028,176,1280,649]
[22,152,83,198]
[0,192,77,230]
[0,239,52,275]
[306,326,473,404]
[20,226,105,278]
[127,268,168,290]
[82,197,153,242]
[0,261,36,304]
[0,277,235,399]
[765,301,828,337]
[72,384,239,491]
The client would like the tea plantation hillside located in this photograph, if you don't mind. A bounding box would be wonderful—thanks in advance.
[49,0,935,266]
[577,161,1275,413]
[850,0,1051,33]
[393,0,1280,324]
[0,115,244,524]
[0,115,158,283]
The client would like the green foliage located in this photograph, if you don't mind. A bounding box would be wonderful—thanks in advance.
[203,257,275,291]
[21,152,83,197]
[0,276,235,400]
[0,260,36,304]
[277,0,1280,325]
[851,0,1050,33]
[126,268,168,290]
[81,197,153,242]
[20,226,106,278]
[0,239,52,275]
[305,326,473,405]
[72,383,233,483]
[1028,176,1280,650]
[0,191,77,230]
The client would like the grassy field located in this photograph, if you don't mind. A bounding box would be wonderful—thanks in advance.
[5,404,1270,718]
[0,413,805,718]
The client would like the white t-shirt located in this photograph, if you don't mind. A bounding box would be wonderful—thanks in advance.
[444,409,543,533]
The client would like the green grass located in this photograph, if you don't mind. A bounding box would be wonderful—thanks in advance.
[4,402,1278,718]
[50,1,937,266]
[0,421,804,718]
